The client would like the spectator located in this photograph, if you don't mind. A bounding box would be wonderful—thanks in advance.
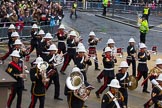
[9,11,18,22]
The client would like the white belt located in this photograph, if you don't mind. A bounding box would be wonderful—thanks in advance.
[104,68,114,70]
[58,40,65,42]
[89,45,96,48]
[138,61,146,64]
[80,69,86,71]
[67,47,76,49]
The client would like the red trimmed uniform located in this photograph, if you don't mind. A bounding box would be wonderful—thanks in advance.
[96,56,115,95]
[29,66,46,108]
[6,61,24,108]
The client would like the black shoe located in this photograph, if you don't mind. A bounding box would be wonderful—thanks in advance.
[60,71,66,75]
[143,90,150,93]
[84,104,88,107]
[97,77,101,83]
[95,92,100,98]
[95,68,100,71]
[23,88,27,91]
[54,97,63,101]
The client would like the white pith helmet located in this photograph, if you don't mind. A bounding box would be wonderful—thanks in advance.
[8,24,15,29]
[119,61,129,68]
[58,24,65,29]
[156,58,162,65]
[72,67,81,73]
[33,57,43,64]
[128,38,135,43]
[106,38,115,44]
[89,31,96,36]
[69,31,77,37]
[10,50,20,58]
[44,33,53,39]
[140,43,147,49]
[11,32,19,37]
[156,74,162,81]
[48,44,58,51]
[32,24,38,29]
[108,79,121,88]
[77,42,84,48]
[14,39,22,45]
[38,29,45,35]
[77,46,86,53]
[104,47,112,52]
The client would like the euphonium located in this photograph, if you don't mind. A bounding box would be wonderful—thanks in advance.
[66,68,94,101]
[37,61,49,85]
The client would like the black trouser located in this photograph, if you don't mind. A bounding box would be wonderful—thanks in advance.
[7,86,23,108]
[94,57,99,69]
[127,59,136,77]
[60,53,76,72]
[81,71,87,82]
[137,71,148,91]
[96,76,113,94]
[102,6,107,16]
[46,72,60,98]
[119,88,128,107]
[70,9,77,18]
[140,32,146,43]
[29,94,45,108]
[58,42,66,54]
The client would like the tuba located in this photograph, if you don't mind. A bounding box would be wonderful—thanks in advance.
[37,61,49,85]
[66,69,94,101]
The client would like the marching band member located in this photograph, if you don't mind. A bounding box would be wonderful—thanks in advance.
[8,24,16,47]
[149,58,162,81]
[88,31,101,70]
[43,44,63,100]
[101,78,124,108]
[60,31,78,75]
[126,38,137,77]
[29,57,48,108]
[116,61,130,108]
[29,29,45,57]
[0,32,20,61]
[64,67,94,108]
[136,43,150,93]
[6,50,27,108]
[97,38,117,83]
[141,58,162,87]
[75,45,92,82]
[144,74,162,108]
[56,24,67,54]
[41,32,53,58]
[29,24,40,56]
[95,47,115,98]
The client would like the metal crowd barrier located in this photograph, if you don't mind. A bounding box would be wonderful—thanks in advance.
[0,21,59,41]
[64,1,162,14]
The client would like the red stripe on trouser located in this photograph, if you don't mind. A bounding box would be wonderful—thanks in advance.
[97,71,103,79]
[7,87,14,107]
[29,95,35,108]
[98,77,109,94]
[57,49,61,54]
[61,55,70,71]
[136,71,142,81]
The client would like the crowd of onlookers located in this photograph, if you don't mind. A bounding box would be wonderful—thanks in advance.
[0,0,64,27]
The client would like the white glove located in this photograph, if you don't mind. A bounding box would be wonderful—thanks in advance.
[128,82,132,86]
[151,79,159,85]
